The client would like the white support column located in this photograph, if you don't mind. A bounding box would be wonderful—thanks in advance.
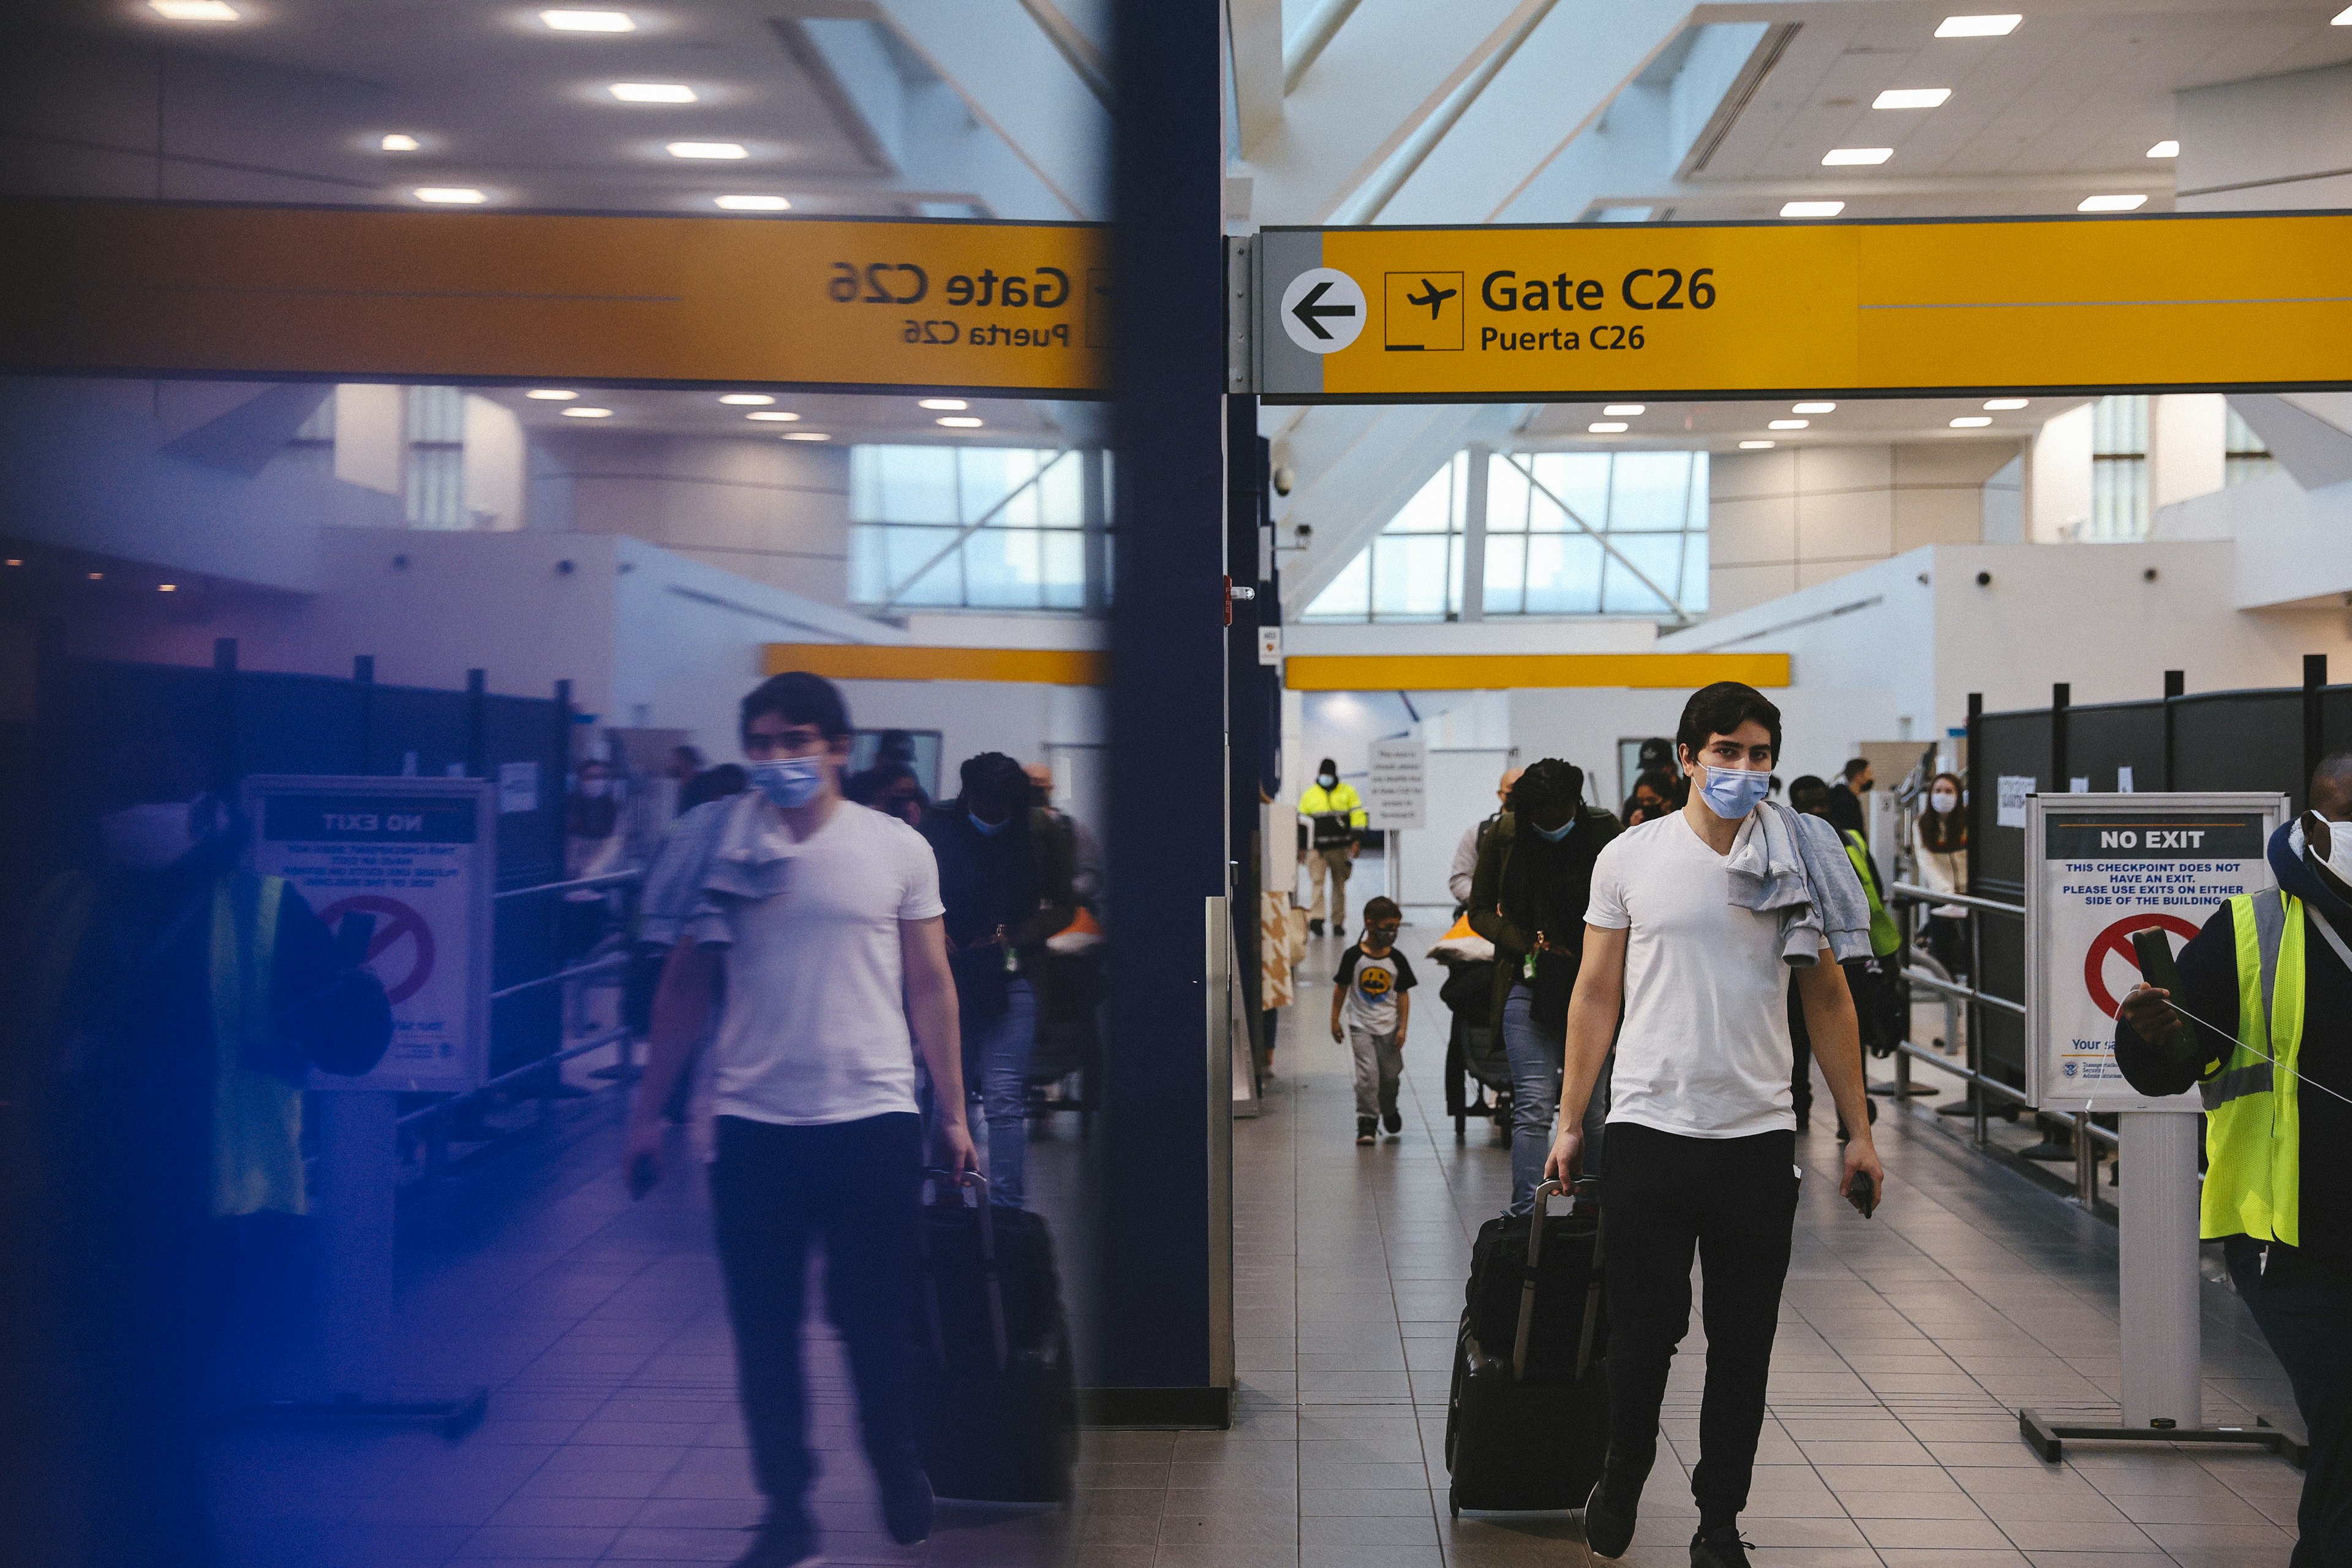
[2117,1111,2203,1429]
[1459,443,1491,622]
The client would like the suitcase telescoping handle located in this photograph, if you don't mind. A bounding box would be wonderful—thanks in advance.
[1510,1179,1565,1382]
[1575,1180,1605,1382]
[919,1168,1011,1373]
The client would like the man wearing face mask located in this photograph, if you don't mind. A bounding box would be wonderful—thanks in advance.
[622,673,976,1568]
[2116,755,2352,1568]
[1298,759,1366,937]
[1466,758,1619,1212]
[921,752,1076,1210]
[1550,684,1882,1568]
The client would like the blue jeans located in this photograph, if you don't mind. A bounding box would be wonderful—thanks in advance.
[1502,983,1610,1214]
[972,978,1037,1208]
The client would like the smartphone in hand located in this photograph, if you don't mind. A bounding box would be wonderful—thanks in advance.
[1847,1170,1876,1219]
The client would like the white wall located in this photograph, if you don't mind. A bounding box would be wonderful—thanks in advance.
[2150,394,2226,511]
[1286,618,1657,655]
[2176,63,2352,213]
[333,382,404,497]
[2027,405,2093,543]
[462,394,526,530]
[1708,442,2018,617]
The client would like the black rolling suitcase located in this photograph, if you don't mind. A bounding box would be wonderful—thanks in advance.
[912,1172,1077,1504]
[1444,1178,1610,1515]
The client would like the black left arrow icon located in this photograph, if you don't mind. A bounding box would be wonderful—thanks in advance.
[1291,280,1357,341]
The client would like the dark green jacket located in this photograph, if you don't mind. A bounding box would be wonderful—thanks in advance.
[1466,804,1622,1033]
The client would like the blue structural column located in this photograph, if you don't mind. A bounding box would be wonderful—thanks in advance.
[1092,0,1229,1425]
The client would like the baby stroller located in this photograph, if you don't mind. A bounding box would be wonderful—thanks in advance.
[1430,917,1512,1144]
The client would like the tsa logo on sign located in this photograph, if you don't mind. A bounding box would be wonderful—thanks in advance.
[2063,1061,2079,1079]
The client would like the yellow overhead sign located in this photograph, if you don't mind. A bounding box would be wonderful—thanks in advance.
[1281,652,1790,692]
[0,200,1112,396]
[1252,213,2352,401]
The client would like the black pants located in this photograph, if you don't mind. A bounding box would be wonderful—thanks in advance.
[711,1113,924,1521]
[1788,979,1815,1126]
[2225,1237,2352,1568]
[1603,1121,1801,1523]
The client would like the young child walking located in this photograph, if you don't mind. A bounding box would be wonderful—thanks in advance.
[1331,896,1416,1145]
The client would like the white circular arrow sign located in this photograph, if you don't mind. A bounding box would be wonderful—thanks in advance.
[1278,267,1366,355]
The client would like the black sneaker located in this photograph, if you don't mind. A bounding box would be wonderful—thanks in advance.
[1309,919,1325,937]
[1356,1118,1376,1146]
[1583,1473,1638,1559]
[732,1513,818,1567]
[879,1469,933,1546]
[1690,1525,1755,1568]
[1382,1109,1402,1136]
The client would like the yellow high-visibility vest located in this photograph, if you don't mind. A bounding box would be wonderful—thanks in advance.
[2206,889,2305,1246]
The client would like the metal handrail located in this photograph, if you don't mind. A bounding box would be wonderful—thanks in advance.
[489,951,626,1002]
[495,869,643,901]
[1889,882,2022,918]
[395,1023,633,1134]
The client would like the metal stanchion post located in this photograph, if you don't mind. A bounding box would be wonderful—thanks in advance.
[1969,909,1988,1146]
[2073,1114,2099,1208]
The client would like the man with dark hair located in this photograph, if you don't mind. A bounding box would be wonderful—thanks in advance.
[1824,756,1871,837]
[2117,753,2352,1568]
[624,671,976,1568]
[1551,682,1882,1568]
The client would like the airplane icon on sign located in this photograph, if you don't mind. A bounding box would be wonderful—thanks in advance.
[1405,277,1457,318]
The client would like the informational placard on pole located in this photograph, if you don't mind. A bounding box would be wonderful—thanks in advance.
[2025,791,2284,1113]
[243,775,494,1094]
[1365,739,1427,831]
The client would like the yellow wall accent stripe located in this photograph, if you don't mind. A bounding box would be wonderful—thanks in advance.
[764,644,1108,685]
[1283,652,1790,691]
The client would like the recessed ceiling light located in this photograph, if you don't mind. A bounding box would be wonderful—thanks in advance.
[1793,401,1837,414]
[2079,193,2148,212]
[159,583,178,592]
[746,411,801,421]
[1935,14,2021,37]
[1780,200,1846,218]
[541,9,635,31]
[1823,148,1893,166]
[150,1,240,20]
[413,187,487,204]
[526,388,579,400]
[1602,404,1645,417]
[1768,419,1809,430]
[919,398,969,411]
[3,559,20,567]
[2335,6,2351,24]
[937,417,985,428]
[562,406,615,418]
[380,134,421,152]
[782,431,831,441]
[718,393,775,405]
[611,82,696,104]
[1588,421,1629,434]
[1738,440,1776,450]
[668,141,747,160]
[714,195,790,211]
[1984,398,2029,410]
[1873,88,1952,109]
[1950,415,1994,428]
[88,571,105,581]
[2147,140,2179,159]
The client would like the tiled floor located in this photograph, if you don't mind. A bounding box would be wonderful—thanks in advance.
[211,924,2309,1566]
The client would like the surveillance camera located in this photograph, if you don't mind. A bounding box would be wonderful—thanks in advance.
[1272,466,1295,497]
[2143,567,2158,582]
[1975,570,1992,587]
[1295,523,1314,545]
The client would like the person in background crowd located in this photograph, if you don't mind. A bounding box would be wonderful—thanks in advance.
[1025,761,1103,909]
[1787,776,1894,1140]
[922,753,1076,1210]
[26,790,391,1568]
[2116,753,2352,1568]
[635,764,750,1126]
[682,764,748,815]
[848,763,928,829]
[1553,684,1882,1568]
[1468,758,1621,1213]
[1913,771,1970,979]
[566,756,624,882]
[1299,758,1366,938]
[1449,766,1524,908]
[1332,895,1415,1145]
[622,673,974,1568]
[1621,770,1678,829]
[668,745,706,810]
[1825,756,1872,838]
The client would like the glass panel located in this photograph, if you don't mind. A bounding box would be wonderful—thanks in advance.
[881,525,964,606]
[1485,451,1531,533]
[1386,459,1457,532]
[1370,534,1452,619]
[1483,532,1526,615]
[1679,530,1711,612]
[1521,533,1604,614]
[1599,533,1683,614]
[1041,532,1086,608]
[963,526,1043,608]
[1035,448,1086,526]
[1303,548,1371,620]
[1607,451,1692,532]
[1525,452,1611,531]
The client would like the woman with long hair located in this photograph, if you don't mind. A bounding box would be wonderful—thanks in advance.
[1913,771,1969,979]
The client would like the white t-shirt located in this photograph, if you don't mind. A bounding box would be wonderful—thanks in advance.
[1586,812,1803,1139]
[704,799,945,1126]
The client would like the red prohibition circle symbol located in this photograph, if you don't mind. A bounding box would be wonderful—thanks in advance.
[317,894,437,1007]
[2082,912,2203,1017]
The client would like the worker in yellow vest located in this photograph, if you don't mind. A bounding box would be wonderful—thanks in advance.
[1298,758,1366,937]
[2118,758,2352,1568]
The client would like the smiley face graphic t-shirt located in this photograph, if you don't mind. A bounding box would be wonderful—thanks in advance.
[1334,944,1417,1035]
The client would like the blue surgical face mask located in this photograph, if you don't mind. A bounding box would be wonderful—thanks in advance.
[968,812,1011,836]
[1317,772,1336,788]
[750,756,824,810]
[1698,763,1774,821]
[1531,816,1574,843]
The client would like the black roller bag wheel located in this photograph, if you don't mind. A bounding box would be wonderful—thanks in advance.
[1444,1178,1610,1515]
[913,1171,1077,1504]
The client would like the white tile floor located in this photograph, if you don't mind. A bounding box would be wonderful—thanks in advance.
[209,923,2310,1566]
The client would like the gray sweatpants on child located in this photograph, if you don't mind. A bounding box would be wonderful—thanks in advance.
[1349,1028,1403,1119]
